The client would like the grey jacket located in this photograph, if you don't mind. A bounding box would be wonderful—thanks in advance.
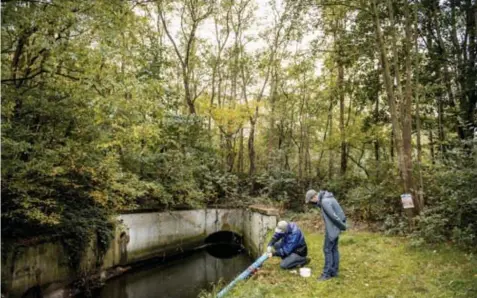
[317,191,347,240]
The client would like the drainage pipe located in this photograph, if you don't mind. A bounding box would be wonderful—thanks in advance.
[216,253,270,298]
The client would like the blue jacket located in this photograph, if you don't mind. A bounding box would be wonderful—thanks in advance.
[267,222,307,257]
[316,191,347,240]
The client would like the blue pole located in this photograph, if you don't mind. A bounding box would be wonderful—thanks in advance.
[216,253,270,298]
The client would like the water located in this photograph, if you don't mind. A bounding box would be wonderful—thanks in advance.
[94,249,252,298]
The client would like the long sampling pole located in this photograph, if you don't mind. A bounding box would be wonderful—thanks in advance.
[216,253,270,298]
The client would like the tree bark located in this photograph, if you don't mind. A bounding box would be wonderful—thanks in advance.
[390,129,394,162]
[318,99,333,170]
[238,128,244,173]
[338,58,347,175]
[248,121,256,176]
[402,0,420,212]
[374,81,380,162]
[373,0,403,169]
[429,128,435,164]
[328,97,334,180]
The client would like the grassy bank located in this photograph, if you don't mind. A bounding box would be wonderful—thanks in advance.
[205,231,477,298]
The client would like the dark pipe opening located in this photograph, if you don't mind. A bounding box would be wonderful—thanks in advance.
[204,231,244,259]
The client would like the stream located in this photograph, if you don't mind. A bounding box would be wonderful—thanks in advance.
[91,244,252,298]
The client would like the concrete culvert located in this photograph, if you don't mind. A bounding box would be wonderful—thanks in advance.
[204,231,244,259]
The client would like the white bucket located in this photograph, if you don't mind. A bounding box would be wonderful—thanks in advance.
[299,267,311,277]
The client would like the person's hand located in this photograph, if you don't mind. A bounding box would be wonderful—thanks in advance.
[266,246,275,258]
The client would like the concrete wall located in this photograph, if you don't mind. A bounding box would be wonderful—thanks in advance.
[2,207,277,298]
[243,210,278,257]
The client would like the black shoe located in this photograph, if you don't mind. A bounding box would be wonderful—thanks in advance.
[318,275,332,281]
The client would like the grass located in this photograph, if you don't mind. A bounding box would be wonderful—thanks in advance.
[205,230,477,298]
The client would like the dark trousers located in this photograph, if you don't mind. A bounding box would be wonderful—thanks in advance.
[322,235,340,277]
[273,242,307,269]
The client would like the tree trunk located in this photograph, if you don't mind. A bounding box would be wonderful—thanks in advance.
[238,128,244,173]
[209,67,215,131]
[374,87,380,161]
[318,99,333,170]
[338,60,347,175]
[390,129,394,162]
[158,2,200,115]
[305,120,311,178]
[328,98,334,180]
[184,78,196,114]
[437,87,446,155]
[226,136,234,172]
[267,70,278,171]
[373,0,403,170]
[298,84,305,179]
[416,102,422,163]
[373,0,419,217]
[415,8,425,209]
[248,119,256,177]
[429,128,435,164]
[402,0,419,212]
[462,0,477,140]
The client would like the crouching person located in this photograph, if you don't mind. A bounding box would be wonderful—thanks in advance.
[266,221,309,269]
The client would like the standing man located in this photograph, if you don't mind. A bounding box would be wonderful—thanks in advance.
[266,220,309,269]
[305,189,347,281]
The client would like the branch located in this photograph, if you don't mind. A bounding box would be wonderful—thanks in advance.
[55,71,80,81]
[158,2,185,67]
[192,84,208,102]
[1,69,45,83]
[180,6,188,39]
[347,152,370,177]
[184,22,198,68]
[92,84,106,97]
[317,1,371,14]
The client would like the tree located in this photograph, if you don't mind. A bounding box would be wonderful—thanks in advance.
[371,0,422,214]
[157,0,214,114]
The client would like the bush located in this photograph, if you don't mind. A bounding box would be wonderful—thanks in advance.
[332,162,402,222]
[252,170,305,211]
[412,161,477,250]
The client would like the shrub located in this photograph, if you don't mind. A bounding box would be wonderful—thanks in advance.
[412,161,477,250]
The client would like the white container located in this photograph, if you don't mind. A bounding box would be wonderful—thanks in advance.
[299,267,311,277]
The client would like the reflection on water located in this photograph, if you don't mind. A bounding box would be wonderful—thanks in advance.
[95,249,252,298]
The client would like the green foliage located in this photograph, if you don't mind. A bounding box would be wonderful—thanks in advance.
[412,159,477,250]
[252,170,308,211]
[344,163,403,222]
